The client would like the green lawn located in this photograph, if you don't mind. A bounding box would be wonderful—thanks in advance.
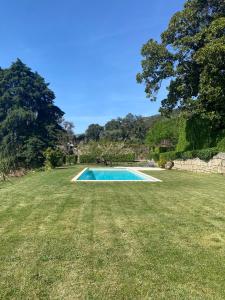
[0,166,225,299]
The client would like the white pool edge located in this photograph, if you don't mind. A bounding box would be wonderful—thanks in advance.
[71,167,162,182]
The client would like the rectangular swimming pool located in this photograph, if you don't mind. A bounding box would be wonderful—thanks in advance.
[72,168,161,182]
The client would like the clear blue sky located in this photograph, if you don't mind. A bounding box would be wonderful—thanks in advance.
[0,0,185,133]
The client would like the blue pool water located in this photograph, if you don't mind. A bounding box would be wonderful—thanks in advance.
[77,168,149,181]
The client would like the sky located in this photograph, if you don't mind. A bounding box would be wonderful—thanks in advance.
[0,0,185,133]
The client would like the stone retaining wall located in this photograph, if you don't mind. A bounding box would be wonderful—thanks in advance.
[173,153,225,174]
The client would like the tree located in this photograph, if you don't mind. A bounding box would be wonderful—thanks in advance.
[137,0,225,126]
[0,59,64,168]
[85,124,104,141]
[59,120,76,154]
[102,114,150,143]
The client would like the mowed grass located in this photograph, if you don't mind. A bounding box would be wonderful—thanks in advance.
[0,166,225,299]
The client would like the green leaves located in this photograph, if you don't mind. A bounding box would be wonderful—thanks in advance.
[137,0,225,127]
[0,59,64,168]
[136,40,174,100]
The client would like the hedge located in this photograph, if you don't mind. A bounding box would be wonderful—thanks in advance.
[149,152,160,162]
[159,148,219,162]
[79,154,97,163]
[103,153,135,162]
[79,153,135,163]
[66,155,77,165]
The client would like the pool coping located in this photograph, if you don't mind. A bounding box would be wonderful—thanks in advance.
[71,167,162,182]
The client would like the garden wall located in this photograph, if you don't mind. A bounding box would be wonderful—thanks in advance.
[173,153,225,174]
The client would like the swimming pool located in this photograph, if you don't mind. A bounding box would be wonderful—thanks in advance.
[72,168,161,182]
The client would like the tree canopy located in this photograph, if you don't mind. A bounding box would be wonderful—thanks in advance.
[0,59,64,168]
[85,124,104,142]
[137,0,225,126]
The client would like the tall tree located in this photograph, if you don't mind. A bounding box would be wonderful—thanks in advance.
[137,0,225,126]
[0,59,64,168]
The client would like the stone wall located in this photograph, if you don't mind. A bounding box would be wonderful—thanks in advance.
[173,153,225,174]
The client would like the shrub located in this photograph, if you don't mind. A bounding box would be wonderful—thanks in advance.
[159,151,177,161]
[0,156,15,181]
[66,155,77,165]
[43,148,65,169]
[79,154,97,164]
[158,148,219,163]
[158,158,167,168]
[149,152,159,162]
[179,148,218,161]
[103,153,135,162]
[217,138,225,152]
[192,148,219,161]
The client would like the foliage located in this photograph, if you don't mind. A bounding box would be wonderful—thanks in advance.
[0,156,15,181]
[79,154,97,164]
[159,151,177,162]
[149,152,159,162]
[217,138,225,151]
[176,115,212,152]
[102,153,135,163]
[83,113,158,144]
[137,0,225,127]
[182,148,219,161]
[66,155,77,165]
[159,148,219,162]
[0,59,64,169]
[158,158,167,168]
[78,142,135,164]
[59,120,76,154]
[43,148,65,169]
[85,124,104,142]
[145,117,179,149]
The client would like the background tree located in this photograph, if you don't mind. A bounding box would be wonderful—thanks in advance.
[0,59,64,168]
[137,0,225,127]
[85,124,104,141]
[59,120,76,154]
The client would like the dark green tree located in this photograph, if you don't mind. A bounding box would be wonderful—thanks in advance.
[85,124,104,141]
[137,0,225,126]
[0,59,64,168]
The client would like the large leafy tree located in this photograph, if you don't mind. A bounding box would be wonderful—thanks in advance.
[137,0,225,126]
[0,59,64,168]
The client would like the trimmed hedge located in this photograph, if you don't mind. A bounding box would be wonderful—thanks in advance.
[159,148,219,162]
[159,151,177,162]
[79,154,97,164]
[79,153,135,164]
[103,153,135,162]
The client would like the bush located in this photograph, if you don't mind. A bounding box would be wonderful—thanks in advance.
[217,138,225,152]
[158,158,167,168]
[149,152,159,162]
[43,148,65,169]
[178,148,218,161]
[0,156,15,181]
[103,153,135,162]
[192,148,218,161]
[66,155,77,165]
[79,154,97,164]
[158,148,219,163]
[159,151,177,161]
